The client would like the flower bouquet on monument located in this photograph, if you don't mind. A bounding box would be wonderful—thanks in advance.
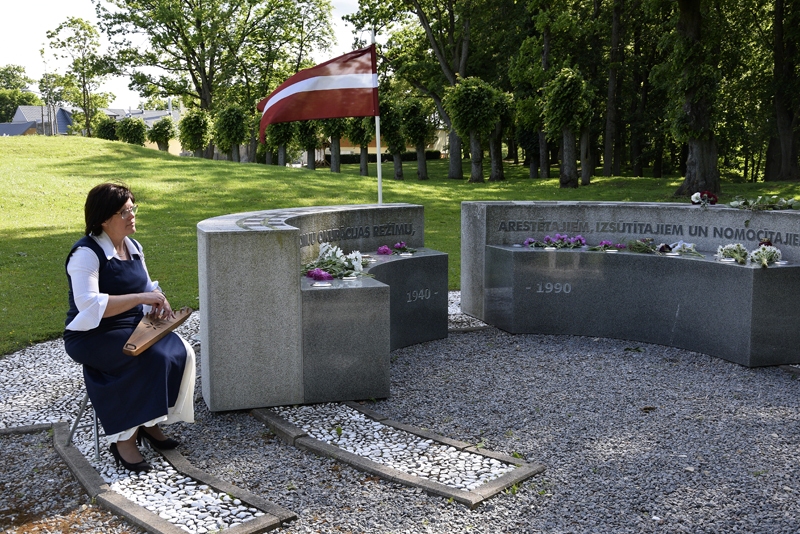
[302,243,370,280]
[749,241,782,268]
[588,240,626,252]
[715,243,749,264]
[377,241,417,255]
[523,234,586,249]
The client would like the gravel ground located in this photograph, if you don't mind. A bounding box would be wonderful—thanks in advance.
[2,293,800,533]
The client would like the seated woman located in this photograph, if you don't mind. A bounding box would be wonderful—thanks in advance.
[64,182,195,472]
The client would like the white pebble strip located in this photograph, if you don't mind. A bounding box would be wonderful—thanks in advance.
[274,403,515,491]
[0,316,262,533]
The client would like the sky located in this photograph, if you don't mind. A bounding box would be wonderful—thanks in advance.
[0,0,362,109]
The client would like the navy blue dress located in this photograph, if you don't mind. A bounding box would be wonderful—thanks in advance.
[64,236,187,436]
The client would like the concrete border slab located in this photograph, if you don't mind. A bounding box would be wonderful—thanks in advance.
[253,403,545,509]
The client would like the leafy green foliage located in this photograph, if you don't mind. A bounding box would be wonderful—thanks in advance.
[267,121,297,149]
[95,116,118,141]
[147,117,176,149]
[0,89,41,123]
[347,117,374,148]
[0,65,32,91]
[212,105,247,154]
[178,109,211,153]
[116,117,146,146]
[543,68,591,138]
[443,77,499,140]
[96,0,334,112]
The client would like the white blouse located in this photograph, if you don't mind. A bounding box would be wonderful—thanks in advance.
[66,232,159,331]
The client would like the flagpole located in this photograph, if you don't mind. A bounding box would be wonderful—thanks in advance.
[372,31,383,205]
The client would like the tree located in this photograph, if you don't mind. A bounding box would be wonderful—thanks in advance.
[267,121,297,166]
[46,18,109,137]
[96,116,118,140]
[117,117,147,145]
[321,118,349,173]
[401,98,436,180]
[347,117,375,176]
[147,117,176,151]
[96,0,332,114]
[443,77,500,182]
[347,0,474,180]
[179,109,212,157]
[213,105,248,161]
[296,120,322,170]
[544,67,592,188]
[0,65,32,90]
[378,95,406,180]
[768,0,800,181]
[0,90,41,123]
[672,0,721,196]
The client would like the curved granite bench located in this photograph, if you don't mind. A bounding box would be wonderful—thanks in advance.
[462,201,800,367]
[197,204,447,412]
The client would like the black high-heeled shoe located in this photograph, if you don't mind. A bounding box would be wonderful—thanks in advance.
[109,442,151,473]
[137,426,180,450]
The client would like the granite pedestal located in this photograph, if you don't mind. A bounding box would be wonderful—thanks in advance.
[365,248,449,350]
[484,246,800,367]
[197,204,447,412]
[301,277,390,403]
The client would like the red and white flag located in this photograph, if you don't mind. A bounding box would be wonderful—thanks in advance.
[257,45,379,143]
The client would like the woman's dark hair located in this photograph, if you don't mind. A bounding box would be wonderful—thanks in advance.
[84,183,135,236]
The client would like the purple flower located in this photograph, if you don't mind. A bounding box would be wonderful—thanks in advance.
[523,238,536,247]
[307,268,333,280]
[599,240,613,247]
[394,242,406,249]
[543,235,553,244]
[571,235,586,246]
[615,243,626,249]
[377,245,392,255]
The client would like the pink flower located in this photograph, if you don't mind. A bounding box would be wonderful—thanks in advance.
[377,245,392,255]
[394,242,406,249]
[307,268,333,280]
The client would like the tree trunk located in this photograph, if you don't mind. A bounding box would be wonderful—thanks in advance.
[306,145,316,170]
[580,128,592,185]
[604,0,623,177]
[560,127,579,188]
[265,151,273,165]
[674,0,720,195]
[489,122,505,181]
[469,131,484,183]
[330,137,341,173]
[360,146,369,176]
[231,144,240,163]
[393,153,404,180]
[772,0,800,181]
[278,145,287,166]
[416,141,428,180]
[538,130,549,178]
[675,137,720,195]
[652,134,664,177]
[448,129,463,179]
[157,141,169,152]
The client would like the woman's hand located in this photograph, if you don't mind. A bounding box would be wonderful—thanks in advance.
[144,291,174,320]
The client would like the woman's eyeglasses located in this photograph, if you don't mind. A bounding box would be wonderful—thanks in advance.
[117,204,138,220]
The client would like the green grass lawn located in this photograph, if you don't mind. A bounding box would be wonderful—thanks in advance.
[2,136,800,356]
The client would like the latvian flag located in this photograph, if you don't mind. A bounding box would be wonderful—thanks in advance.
[257,45,379,143]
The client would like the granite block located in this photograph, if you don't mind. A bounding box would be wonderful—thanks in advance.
[462,201,800,322]
[366,248,449,349]
[484,246,800,367]
[301,276,390,403]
